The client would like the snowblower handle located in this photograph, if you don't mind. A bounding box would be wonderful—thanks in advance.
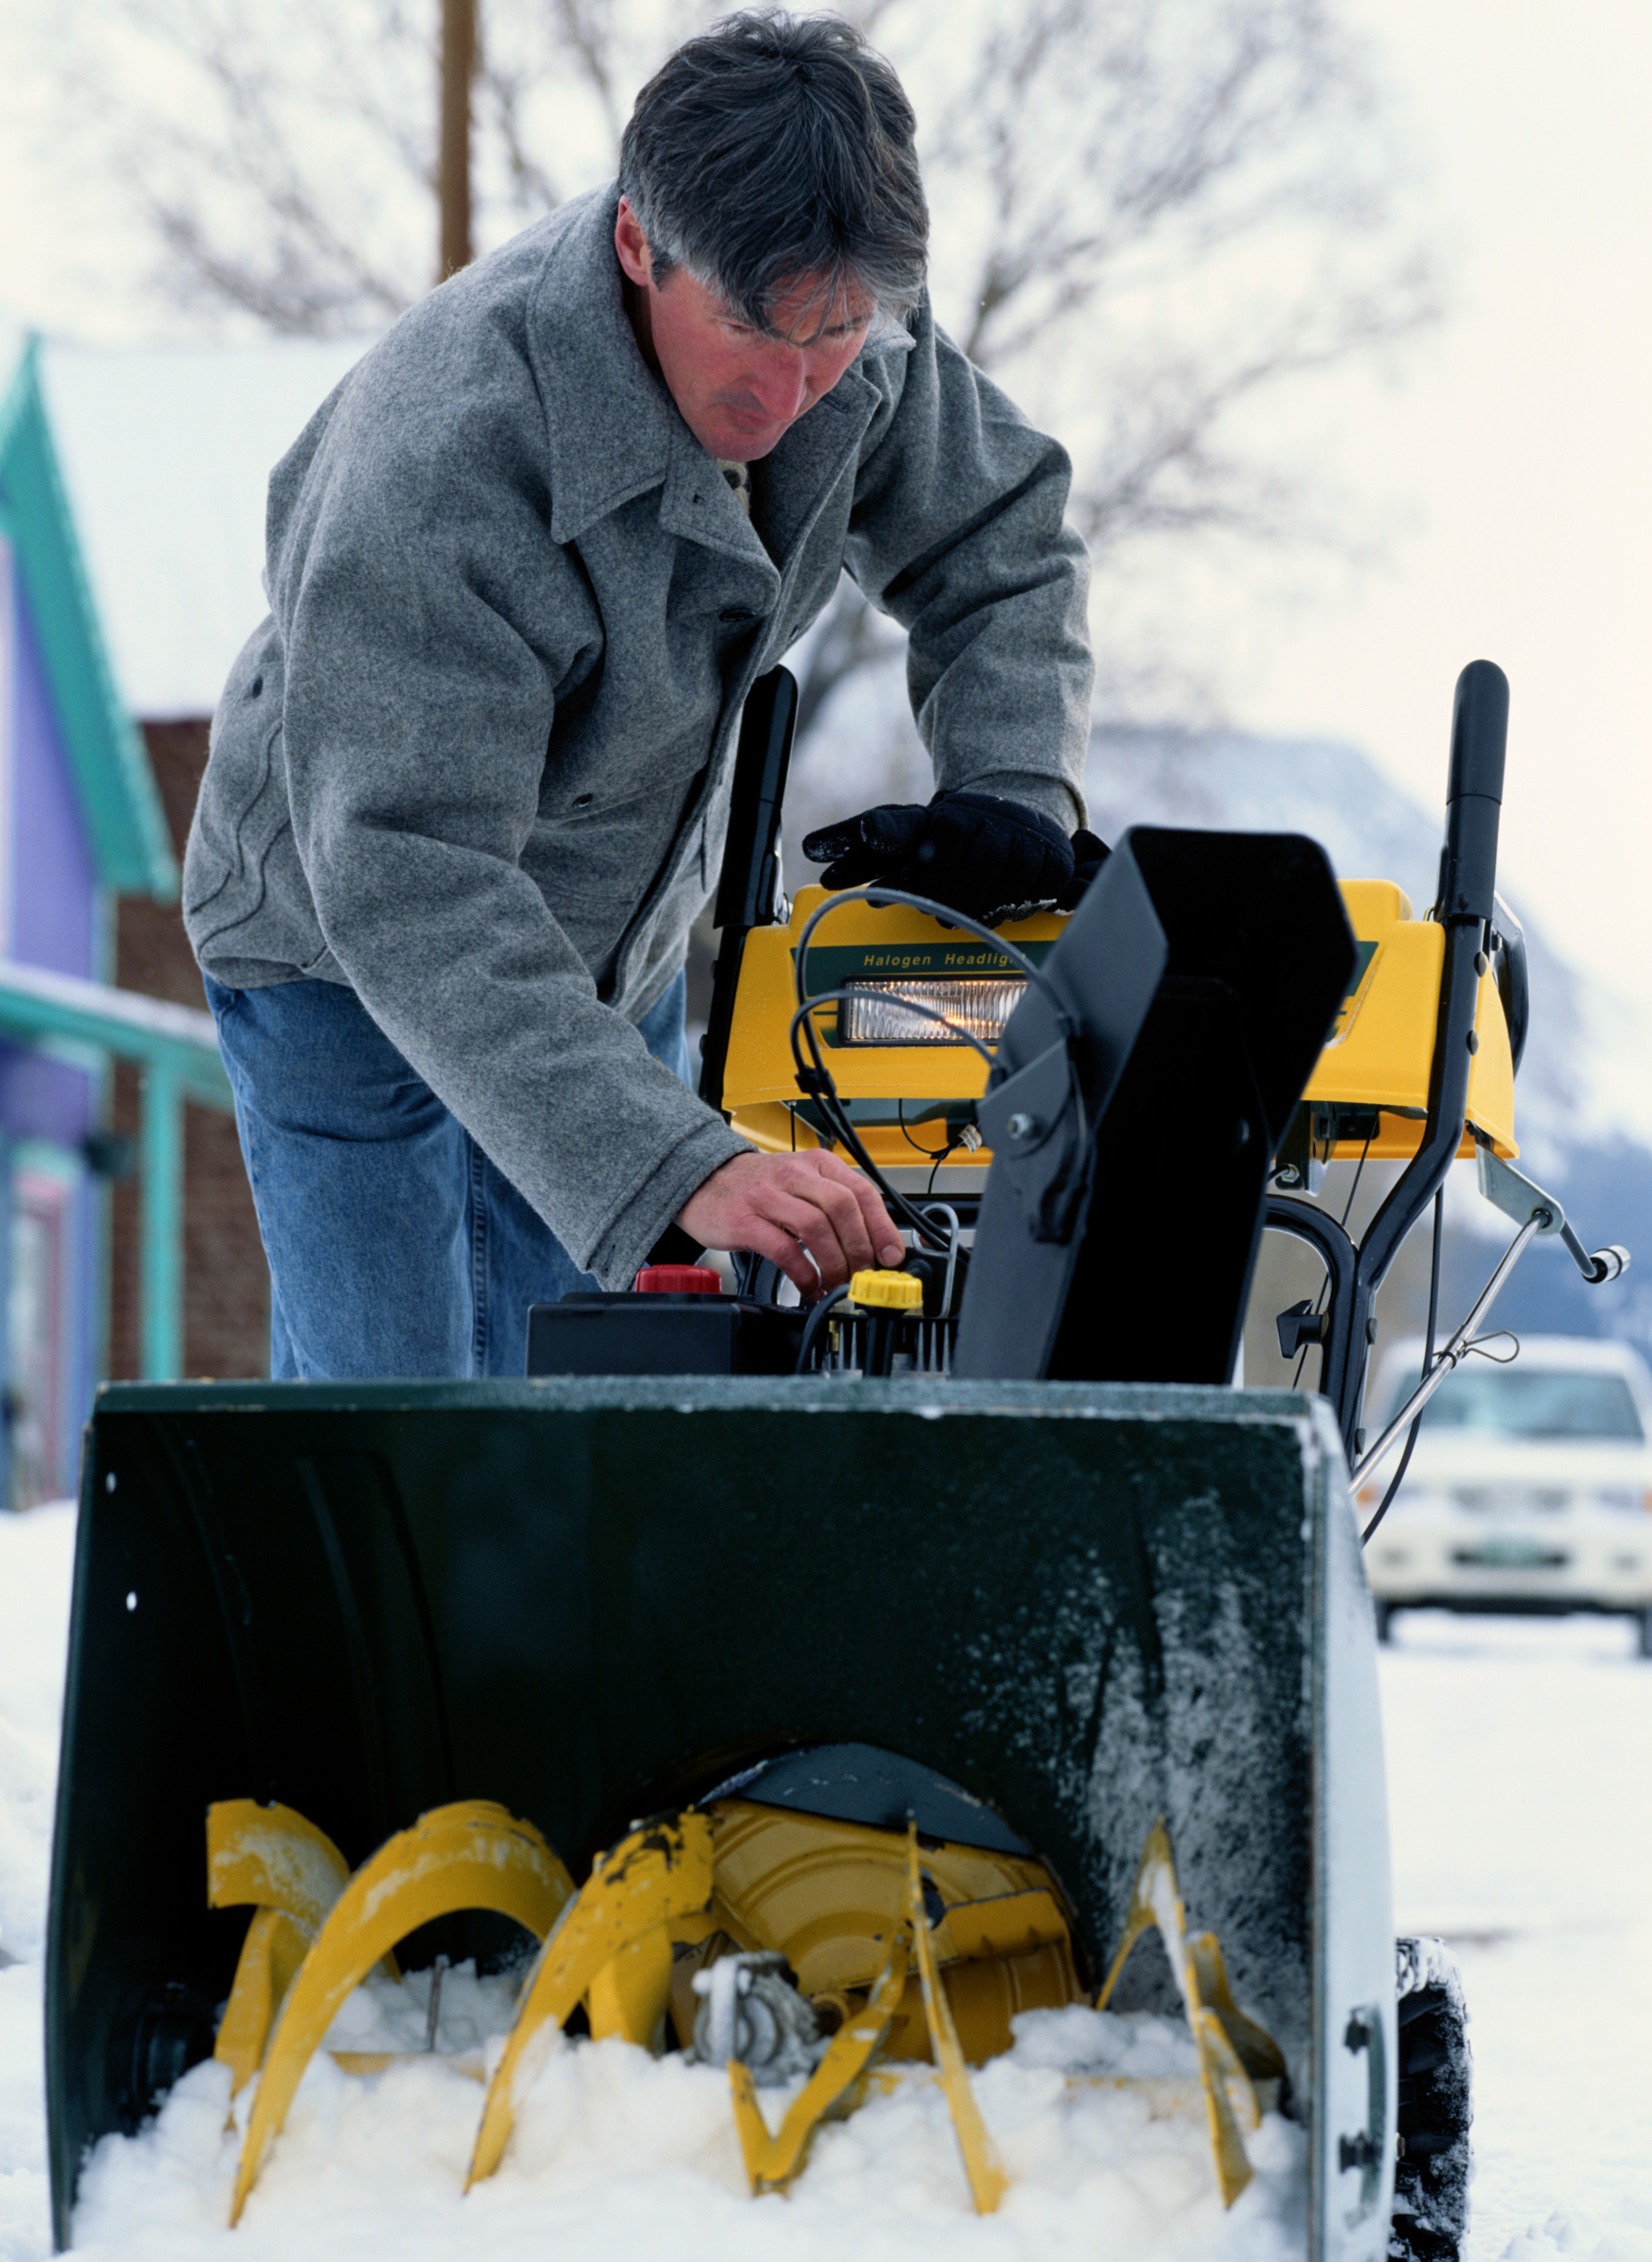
[1438,659,1509,925]
[714,667,798,934]
[702,668,799,1114]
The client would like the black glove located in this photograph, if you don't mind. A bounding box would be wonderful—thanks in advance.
[1059,829,1112,910]
[802,789,1078,927]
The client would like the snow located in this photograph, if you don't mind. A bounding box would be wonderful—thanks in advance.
[2,1502,1650,2261]
[1382,1611,1652,2262]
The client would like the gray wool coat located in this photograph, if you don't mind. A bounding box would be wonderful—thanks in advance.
[184,186,1094,1289]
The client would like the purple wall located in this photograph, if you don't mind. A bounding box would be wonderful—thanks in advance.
[11,590,99,978]
[3,583,97,1149]
[0,1046,91,1147]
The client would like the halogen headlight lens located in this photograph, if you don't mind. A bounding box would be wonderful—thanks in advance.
[838,977,1026,1046]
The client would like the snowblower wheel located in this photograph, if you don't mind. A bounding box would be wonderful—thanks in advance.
[1390,1939,1472,2262]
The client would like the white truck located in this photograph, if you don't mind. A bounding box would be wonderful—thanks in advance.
[1361,1333,1652,1653]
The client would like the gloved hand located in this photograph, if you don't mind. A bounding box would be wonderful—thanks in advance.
[802,788,1079,927]
[1059,829,1112,910]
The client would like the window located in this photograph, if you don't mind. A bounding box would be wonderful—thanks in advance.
[1387,1362,1645,1442]
[7,1163,73,1503]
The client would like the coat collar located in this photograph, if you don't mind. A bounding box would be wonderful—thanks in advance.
[527,186,880,561]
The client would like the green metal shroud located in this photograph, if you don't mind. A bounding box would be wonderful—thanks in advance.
[47,1375,1392,2257]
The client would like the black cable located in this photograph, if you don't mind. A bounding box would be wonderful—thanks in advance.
[794,1282,851,1375]
[1339,1134,1375,1233]
[898,1098,952,1160]
[786,883,1072,1255]
[788,988,998,1075]
[1362,1186,1444,1546]
[927,1138,964,1198]
[788,995,962,1249]
[1290,1134,1374,1390]
[794,885,1066,1017]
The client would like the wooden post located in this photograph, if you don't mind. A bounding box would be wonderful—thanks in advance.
[439,0,476,281]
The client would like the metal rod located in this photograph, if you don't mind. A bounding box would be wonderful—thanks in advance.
[425,1954,449,2051]
[1351,1211,1543,1489]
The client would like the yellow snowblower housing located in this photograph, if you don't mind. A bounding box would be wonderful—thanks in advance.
[719,877,1517,1176]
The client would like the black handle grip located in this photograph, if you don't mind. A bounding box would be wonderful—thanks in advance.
[713,667,798,932]
[701,668,799,1113]
[1438,659,1509,925]
[1448,659,1509,807]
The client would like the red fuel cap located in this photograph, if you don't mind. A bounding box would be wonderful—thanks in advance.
[634,1265,723,1295]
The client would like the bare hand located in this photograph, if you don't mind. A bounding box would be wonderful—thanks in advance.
[675,1150,905,1297]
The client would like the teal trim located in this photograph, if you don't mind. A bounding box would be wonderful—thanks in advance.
[0,961,230,1107]
[138,1064,183,1380]
[0,339,176,901]
[0,962,229,1382]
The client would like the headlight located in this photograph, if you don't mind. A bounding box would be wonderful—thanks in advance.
[838,977,1026,1047]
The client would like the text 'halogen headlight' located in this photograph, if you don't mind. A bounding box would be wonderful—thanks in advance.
[838,977,1026,1046]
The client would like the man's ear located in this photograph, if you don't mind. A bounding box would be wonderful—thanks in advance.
[614,198,655,290]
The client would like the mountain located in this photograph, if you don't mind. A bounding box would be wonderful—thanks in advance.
[1080,723,1652,1355]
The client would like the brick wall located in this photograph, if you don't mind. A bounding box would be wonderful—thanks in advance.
[108,719,268,1380]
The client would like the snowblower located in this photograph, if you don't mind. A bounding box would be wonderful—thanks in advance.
[45,660,1626,2258]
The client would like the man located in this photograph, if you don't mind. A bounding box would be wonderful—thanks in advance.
[186,9,1094,1380]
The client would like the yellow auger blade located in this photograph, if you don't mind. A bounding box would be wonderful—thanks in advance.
[586,1923,676,2048]
[230,1801,572,2226]
[729,1927,911,2193]
[466,1814,714,2190]
[208,1799,353,1932]
[214,1908,313,2096]
[1094,1818,1264,2209]
[905,1827,1007,2215]
[1187,1930,1288,2086]
[207,1800,370,2095]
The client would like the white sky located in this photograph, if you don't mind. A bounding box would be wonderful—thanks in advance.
[1228,1,1652,1010]
[2,1,1648,1013]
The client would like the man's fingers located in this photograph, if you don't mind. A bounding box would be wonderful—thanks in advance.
[841,1170,907,1268]
[804,1154,905,1268]
[673,1150,906,1295]
[741,1223,829,1296]
[746,1182,874,1293]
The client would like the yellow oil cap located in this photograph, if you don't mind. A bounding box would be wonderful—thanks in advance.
[848,1268,924,1312]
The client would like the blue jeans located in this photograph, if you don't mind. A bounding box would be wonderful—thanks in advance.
[205,972,693,1380]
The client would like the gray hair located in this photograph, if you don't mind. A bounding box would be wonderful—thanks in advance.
[619,10,928,338]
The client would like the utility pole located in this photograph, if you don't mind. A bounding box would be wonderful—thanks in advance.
[438,0,476,281]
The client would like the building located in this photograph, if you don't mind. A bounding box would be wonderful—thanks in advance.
[0,330,369,1500]
[0,336,207,1498]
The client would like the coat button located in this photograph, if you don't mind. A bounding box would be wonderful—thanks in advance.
[573,793,594,808]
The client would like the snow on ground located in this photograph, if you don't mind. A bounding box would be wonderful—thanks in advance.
[0,1499,74,2262]
[1,1502,1649,2260]
[1381,1610,1652,2262]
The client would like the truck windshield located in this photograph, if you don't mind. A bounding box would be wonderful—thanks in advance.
[1392,1365,1645,1440]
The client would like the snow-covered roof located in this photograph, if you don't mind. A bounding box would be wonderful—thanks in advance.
[0,335,175,895]
[36,336,376,719]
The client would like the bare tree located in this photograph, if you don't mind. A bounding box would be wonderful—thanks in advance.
[32,0,1438,732]
[37,0,705,326]
[791,0,1438,737]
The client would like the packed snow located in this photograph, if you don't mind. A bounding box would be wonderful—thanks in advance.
[2,1500,1650,2261]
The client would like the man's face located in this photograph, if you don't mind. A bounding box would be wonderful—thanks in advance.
[615,199,876,462]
